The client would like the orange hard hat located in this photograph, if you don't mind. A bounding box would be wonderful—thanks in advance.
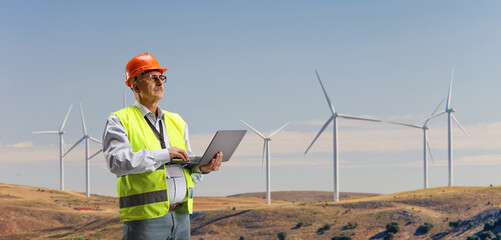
[125,53,168,87]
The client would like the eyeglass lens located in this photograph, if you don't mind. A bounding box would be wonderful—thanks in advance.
[148,74,167,83]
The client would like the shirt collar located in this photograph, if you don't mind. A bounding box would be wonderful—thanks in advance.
[134,101,165,122]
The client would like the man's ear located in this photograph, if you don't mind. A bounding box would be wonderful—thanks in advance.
[132,82,140,93]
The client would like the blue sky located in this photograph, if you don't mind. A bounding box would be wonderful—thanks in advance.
[0,1,500,197]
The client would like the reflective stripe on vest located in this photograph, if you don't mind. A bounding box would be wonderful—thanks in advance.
[119,190,167,208]
[113,106,194,221]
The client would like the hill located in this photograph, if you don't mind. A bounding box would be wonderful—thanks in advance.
[0,183,500,239]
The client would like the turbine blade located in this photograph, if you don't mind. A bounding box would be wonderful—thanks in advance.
[388,121,422,129]
[431,98,445,116]
[89,136,102,144]
[446,68,454,110]
[315,70,336,115]
[59,104,73,132]
[268,122,290,138]
[240,119,266,139]
[63,136,85,157]
[420,110,447,124]
[423,98,445,126]
[338,114,381,122]
[89,149,103,160]
[32,131,59,134]
[426,136,435,163]
[305,115,334,154]
[80,102,88,136]
[62,137,68,156]
[451,114,470,137]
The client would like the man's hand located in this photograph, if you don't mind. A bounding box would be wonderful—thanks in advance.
[168,146,189,162]
[200,151,223,174]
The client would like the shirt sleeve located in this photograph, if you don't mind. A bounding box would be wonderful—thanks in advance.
[183,121,204,184]
[102,115,171,177]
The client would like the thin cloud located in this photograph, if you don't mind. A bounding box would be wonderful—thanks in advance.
[0,141,103,165]
[6,141,34,148]
[224,155,332,168]
[5,120,500,169]
[455,154,501,166]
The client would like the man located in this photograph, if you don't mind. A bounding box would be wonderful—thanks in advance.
[102,52,222,240]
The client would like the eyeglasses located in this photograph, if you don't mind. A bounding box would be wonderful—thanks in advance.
[140,74,167,83]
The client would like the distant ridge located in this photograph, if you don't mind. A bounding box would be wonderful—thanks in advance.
[230,191,378,202]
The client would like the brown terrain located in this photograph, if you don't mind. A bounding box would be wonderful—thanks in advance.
[0,182,500,240]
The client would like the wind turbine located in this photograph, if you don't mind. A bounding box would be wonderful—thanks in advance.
[425,68,469,187]
[304,70,381,202]
[65,102,103,198]
[33,104,73,190]
[387,99,444,189]
[240,119,290,205]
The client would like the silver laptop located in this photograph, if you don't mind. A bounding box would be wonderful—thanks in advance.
[172,130,246,165]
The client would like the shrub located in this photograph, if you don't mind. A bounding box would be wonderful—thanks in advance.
[416,222,434,235]
[495,233,501,240]
[277,231,287,240]
[479,231,495,240]
[494,233,501,240]
[239,236,245,240]
[323,223,333,230]
[343,222,358,230]
[484,220,496,231]
[317,223,333,234]
[496,217,501,227]
[466,236,480,240]
[449,219,463,228]
[386,222,400,234]
[332,235,352,240]
[384,232,394,240]
[469,221,475,229]
[292,221,304,229]
[70,237,85,240]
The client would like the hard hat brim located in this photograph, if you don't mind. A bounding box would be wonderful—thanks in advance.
[126,67,168,87]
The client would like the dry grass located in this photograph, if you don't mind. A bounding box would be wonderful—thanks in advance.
[0,183,499,239]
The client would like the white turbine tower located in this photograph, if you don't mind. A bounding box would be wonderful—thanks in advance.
[65,103,103,198]
[123,89,127,108]
[305,71,381,202]
[388,99,444,189]
[240,119,290,205]
[33,104,73,190]
[426,68,468,187]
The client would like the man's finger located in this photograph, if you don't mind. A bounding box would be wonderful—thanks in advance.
[180,150,189,161]
[169,147,189,161]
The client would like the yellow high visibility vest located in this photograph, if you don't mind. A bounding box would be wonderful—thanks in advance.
[113,106,194,221]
